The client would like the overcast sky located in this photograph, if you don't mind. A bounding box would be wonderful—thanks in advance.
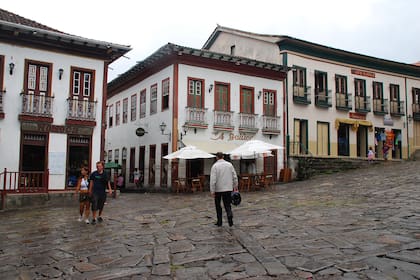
[2,0,419,81]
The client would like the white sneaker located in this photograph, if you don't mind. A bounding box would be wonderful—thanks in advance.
[85,219,90,224]
[78,216,83,222]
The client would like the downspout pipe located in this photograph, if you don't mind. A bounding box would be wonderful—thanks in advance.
[282,52,289,170]
[405,77,410,158]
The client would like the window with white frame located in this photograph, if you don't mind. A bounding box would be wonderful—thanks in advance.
[187,78,203,108]
[108,104,113,127]
[162,78,169,110]
[140,89,146,118]
[150,84,157,115]
[131,94,137,121]
[263,90,276,116]
[114,149,120,163]
[115,101,121,126]
[108,150,112,162]
[123,98,128,123]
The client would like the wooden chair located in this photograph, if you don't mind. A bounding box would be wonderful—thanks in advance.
[191,178,203,192]
[259,174,273,190]
[239,175,251,192]
[173,178,187,193]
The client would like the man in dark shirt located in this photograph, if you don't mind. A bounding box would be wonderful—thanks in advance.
[89,161,113,225]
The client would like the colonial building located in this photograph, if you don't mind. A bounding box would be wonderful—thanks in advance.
[107,43,288,188]
[0,9,131,191]
[203,25,420,161]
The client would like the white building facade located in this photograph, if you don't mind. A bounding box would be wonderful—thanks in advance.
[107,43,288,188]
[203,26,420,161]
[0,9,130,191]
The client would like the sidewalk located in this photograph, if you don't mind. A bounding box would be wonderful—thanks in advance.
[0,161,419,279]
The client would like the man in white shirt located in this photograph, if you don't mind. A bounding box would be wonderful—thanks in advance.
[210,152,238,227]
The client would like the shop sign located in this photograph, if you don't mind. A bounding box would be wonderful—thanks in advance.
[383,115,393,126]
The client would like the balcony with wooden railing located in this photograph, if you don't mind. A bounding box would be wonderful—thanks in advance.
[213,110,234,131]
[389,100,405,116]
[354,95,371,113]
[185,107,208,129]
[67,98,97,122]
[238,112,258,133]
[315,89,332,108]
[335,92,352,111]
[262,115,281,135]
[372,98,388,115]
[292,85,311,104]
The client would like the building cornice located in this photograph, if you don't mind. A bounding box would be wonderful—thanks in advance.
[108,43,289,97]
[0,19,131,63]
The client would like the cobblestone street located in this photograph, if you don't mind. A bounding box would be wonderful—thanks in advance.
[0,160,419,279]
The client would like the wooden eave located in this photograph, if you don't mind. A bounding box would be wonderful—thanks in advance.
[108,43,289,97]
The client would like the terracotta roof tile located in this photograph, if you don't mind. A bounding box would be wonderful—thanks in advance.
[0,8,63,33]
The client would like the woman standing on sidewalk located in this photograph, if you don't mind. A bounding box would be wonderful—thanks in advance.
[75,166,90,224]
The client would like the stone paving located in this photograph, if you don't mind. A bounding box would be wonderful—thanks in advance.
[0,160,420,279]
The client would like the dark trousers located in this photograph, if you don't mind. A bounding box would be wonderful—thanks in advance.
[214,191,233,225]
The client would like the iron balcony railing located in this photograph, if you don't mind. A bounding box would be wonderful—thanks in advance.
[372,98,388,115]
[389,100,405,116]
[0,89,5,116]
[335,92,352,111]
[185,107,207,125]
[21,92,53,117]
[354,95,371,113]
[213,110,234,129]
[67,98,97,121]
[292,85,311,104]
[238,112,258,130]
[314,89,332,107]
[262,115,281,133]
[413,103,420,121]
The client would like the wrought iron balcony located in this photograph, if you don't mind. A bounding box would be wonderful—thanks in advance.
[389,100,405,116]
[0,89,5,118]
[292,85,311,104]
[238,112,258,133]
[262,115,281,135]
[372,98,388,115]
[314,89,332,108]
[354,95,371,113]
[67,98,97,121]
[413,103,420,121]
[335,92,352,111]
[213,110,234,130]
[185,107,208,127]
[21,92,53,117]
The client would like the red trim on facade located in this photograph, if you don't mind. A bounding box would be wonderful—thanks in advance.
[65,119,96,127]
[108,51,287,97]
[101,62,108,161]
[18,115,53,123]
[172,64,179,152]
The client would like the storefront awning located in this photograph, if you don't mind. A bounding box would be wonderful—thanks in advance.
[335,118,373,131]
[182,139,239,154]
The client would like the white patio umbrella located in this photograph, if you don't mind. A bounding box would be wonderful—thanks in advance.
[227,140,284,159]
[163,146,215,160]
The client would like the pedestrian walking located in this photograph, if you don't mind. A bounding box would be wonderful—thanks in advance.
[116,173,124,189]
[210,152,238,227]
[367,146,374,164]
[88,161,113,225]
[383,144,390,160]
[74,166,90,224]
[133,168,140,188]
